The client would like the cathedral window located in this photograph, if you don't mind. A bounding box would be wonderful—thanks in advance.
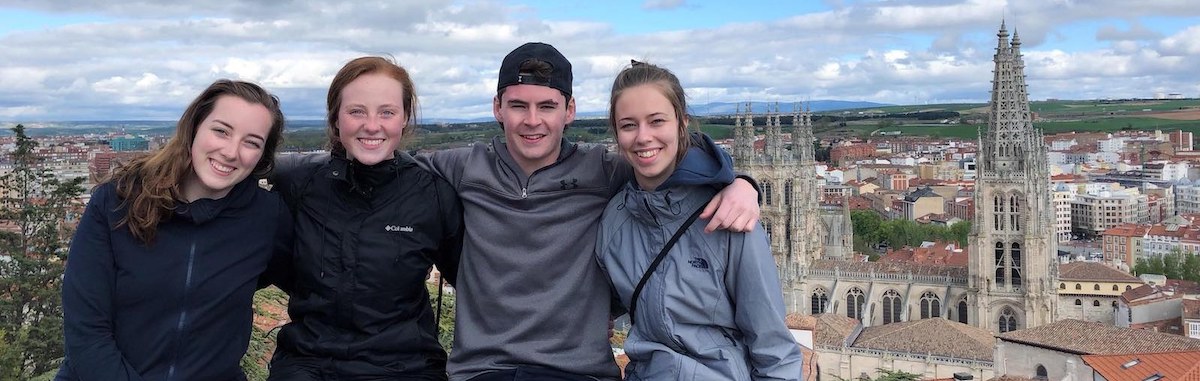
[811,289,828,314]
[920,292,941,319]
[998,307,1018,333]
[846,288,865,321]
[1010,194,1021,231]
[883,290,902,324]
[957,299,968,324]
[1126,285,1132,291]
[1093,300,1101,307]
[1112,285,1119,291]
[995,242,1006,285]
[1010,243,1023,287]
[1094,284,1100,291]
[763,182,773,205]
[1059,283,1066,289]
[1075,299,1081,306]
[1076,284,1082,290]
[784,180,794,206]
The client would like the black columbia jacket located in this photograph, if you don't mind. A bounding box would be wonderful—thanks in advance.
[266,152,463,379]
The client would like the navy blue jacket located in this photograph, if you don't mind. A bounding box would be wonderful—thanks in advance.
[56,177,292,381]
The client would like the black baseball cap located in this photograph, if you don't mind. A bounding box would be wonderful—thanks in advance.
[496,42,572,97]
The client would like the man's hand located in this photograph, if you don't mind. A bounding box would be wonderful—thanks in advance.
[701,178,760,233]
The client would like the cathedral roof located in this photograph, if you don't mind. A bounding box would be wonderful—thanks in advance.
[997,319,1200,355]
[851,318,994,361]
[812,313,861,347]
[1058,261,1141,283]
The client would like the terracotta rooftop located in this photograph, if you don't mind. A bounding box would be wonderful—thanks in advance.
[810,258,968,279]
[812,313,861,347]
[786,313,817,330]
[882,241,969,267]
[851,318,994,361]
[1082,350,1200,381]
[1058,261,1141,283]
[1184,299,1200,320]
[997,319,1200,355]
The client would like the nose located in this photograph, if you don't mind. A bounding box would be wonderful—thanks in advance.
[218,140,239,161]
[363,114,384,133]
[520,107,540,127]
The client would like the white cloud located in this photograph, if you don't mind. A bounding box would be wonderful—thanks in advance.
[0,0,1199,121]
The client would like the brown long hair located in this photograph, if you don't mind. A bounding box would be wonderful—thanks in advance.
[110,79,285,244]
[325,56,419,153]
[608,60,691,164]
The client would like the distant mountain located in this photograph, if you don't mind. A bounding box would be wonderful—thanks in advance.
[575,100,893,118]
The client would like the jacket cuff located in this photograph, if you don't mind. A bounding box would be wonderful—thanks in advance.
[733,172,762,205]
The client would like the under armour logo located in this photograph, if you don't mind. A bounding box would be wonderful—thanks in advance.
[560,178,579,190]
[689,258,710,270]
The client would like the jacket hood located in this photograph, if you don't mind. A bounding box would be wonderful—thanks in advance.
[657,132,734,191]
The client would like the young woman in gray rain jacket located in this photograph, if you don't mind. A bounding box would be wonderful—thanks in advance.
[595,61,803,380]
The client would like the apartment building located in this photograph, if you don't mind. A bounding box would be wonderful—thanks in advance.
[1072,191,1149,237]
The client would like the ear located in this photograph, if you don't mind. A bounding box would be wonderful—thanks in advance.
[493,95,503,123]
[565,97,577,124]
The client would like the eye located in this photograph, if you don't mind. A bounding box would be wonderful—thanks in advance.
[619,122,637,130]
[651,118,667,126]
[348,108,366,116]
[381,110,397,118]
[212,126,230,136]
[540,104,556,111]
[243,140,263,149]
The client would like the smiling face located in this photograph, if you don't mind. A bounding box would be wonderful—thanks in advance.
[182,95,273,201]
[335,72,407,165]
[614,84,686,191]
[494,84,575,175]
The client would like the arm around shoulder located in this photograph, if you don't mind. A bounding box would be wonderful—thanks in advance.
[431,175,463,287]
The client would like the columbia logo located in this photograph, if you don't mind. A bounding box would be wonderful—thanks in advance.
[385,225,414,233]
[688,258,710,270]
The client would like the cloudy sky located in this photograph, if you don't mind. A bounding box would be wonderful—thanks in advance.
[2,0,1199,122]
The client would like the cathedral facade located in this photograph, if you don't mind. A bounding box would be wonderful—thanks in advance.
[734,21,1058,335]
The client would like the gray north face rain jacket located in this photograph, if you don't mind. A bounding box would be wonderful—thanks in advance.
[596,134,803,380]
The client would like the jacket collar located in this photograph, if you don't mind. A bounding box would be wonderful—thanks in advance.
[175,176,257,225]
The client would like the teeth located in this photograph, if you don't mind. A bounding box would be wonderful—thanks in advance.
[360,138,384,146]
[211,160,234,173]
[636,149,658,158]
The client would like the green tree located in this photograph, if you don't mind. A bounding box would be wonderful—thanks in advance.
[1182,252,1200,283]
[835,368,923,381]
[1162,252,1183,280]
[950,221,971,246]
[0,124,86,378]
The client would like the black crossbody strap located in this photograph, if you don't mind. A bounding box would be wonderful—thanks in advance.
[628,204,707,325]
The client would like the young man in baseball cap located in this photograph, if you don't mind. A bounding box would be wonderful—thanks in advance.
[418,42,761,381]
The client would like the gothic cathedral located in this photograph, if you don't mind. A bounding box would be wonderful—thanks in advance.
[733,21,1057,335]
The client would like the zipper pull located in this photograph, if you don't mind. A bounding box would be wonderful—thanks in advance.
[522,187,528,199]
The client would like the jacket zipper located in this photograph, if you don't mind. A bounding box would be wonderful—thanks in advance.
[498,140,578,200]
[166,241,198,381]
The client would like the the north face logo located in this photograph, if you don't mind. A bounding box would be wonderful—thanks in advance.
[688,257,710,269]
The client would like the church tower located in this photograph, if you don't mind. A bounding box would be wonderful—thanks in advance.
[967,21,1058,334]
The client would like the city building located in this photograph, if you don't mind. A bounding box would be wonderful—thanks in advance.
[1056,261,1143,325]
